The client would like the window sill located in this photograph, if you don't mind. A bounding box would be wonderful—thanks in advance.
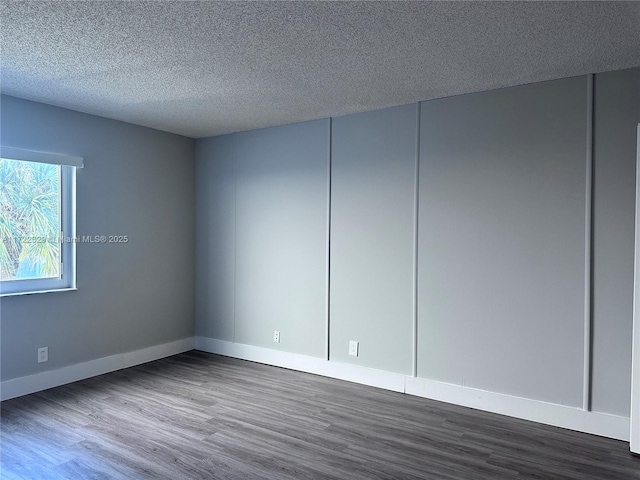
[0,287,78,298]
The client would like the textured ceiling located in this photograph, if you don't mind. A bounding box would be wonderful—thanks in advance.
[1,1,639,139]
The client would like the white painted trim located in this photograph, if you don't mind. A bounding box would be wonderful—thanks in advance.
[1,145,83,168]
[0,337,195,401]
[325,117,332,361]
[195,336,629,441]
[2,335,628,442]
[0,287,78,298]
[631,123,640,453]
[231,133,238,345]
[583,73,594,411]
[412,102,420,378]
[405,377,629,442]
[195,336,405,393]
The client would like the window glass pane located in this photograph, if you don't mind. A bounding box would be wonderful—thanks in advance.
[0,158,61,281]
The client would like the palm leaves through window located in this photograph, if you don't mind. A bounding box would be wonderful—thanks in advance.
[0,158,61,280]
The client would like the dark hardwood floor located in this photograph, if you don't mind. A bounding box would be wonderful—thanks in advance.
[1,350,639,479]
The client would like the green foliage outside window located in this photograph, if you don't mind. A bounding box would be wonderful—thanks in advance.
[0,158,61,280]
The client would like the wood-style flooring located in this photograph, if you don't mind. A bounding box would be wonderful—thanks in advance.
[1,350,639,479]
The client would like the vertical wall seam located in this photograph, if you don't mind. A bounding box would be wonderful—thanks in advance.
[413,102,421,378]
[583,74,595,411]
[326,118,332,361]
[233,134,238,345]
[631,123,640,451]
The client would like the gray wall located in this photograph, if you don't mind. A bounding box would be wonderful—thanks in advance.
[196,120,329,358]
[195,68,639,418]
[234,121,328,357]
[0,95,196,381]
[330,105,417,374]
[591,68,640,416]
[418,77,588,406]
[195,135,236,341]
[6,68,637,420]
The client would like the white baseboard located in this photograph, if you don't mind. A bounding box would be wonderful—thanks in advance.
[195,336,405,392]
[195,336,630,442]
[0,337,195,401]
[2,335,628,442]
[405,377,629,442]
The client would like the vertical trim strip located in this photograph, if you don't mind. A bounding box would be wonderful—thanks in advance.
[326,118,332,361]
[583,74,594,411]
[631,123,640,452]
[412,103,421,378]
[232,134,238,345]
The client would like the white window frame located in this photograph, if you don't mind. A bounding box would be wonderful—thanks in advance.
[0,146,82,296]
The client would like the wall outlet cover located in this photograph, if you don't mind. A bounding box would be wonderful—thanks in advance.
[38,347,48,363]
[349,340,359,357]
[273,330,280,343]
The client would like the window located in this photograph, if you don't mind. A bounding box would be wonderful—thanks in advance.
[0,146,82,295]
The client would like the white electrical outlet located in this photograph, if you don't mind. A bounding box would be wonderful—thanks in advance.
[38,347,48,363]
[273,330,280,343]
[349,340,359,357]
